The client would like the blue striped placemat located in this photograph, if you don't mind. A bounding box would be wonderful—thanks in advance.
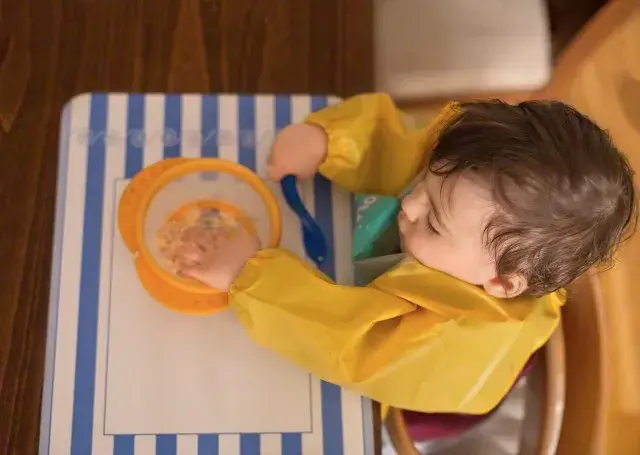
[39,93,374,455]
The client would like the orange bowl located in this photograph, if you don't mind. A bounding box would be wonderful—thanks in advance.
[118,158,282,315]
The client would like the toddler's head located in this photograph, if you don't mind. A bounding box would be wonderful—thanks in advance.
[399,100,637,298]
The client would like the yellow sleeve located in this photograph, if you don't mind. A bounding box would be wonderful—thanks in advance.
[304,93,460,195]
[229,248,564,414]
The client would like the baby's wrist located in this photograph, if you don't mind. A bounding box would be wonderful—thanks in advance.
[302,121,329,162]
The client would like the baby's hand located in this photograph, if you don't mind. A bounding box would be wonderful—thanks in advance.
[178,227,261,292]
[267,123,328,182]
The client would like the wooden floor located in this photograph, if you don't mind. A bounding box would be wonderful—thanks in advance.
[0,1,371,453]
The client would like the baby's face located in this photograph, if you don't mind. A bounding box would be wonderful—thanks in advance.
[398,172,496,286]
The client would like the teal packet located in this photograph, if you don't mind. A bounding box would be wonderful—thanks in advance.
[352,171,425,261]
[352,194,401,260]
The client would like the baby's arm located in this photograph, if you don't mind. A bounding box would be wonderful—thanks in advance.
[269,93,458,196]
[227,249,558,415]
[179,234,558,416]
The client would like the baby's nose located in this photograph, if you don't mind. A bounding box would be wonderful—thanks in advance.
[401,197,419,223]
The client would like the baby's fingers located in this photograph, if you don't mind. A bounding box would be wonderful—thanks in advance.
[267,162,286,182]
[181,265,209,284]
[176,242,204,261]
[182,264,233,291]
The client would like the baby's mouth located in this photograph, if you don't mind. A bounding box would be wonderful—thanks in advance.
[397,211,408,233]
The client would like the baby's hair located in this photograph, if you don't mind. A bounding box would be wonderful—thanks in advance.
[429,100,637,296]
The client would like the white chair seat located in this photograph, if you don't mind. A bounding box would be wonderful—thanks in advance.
[374,0,552,100]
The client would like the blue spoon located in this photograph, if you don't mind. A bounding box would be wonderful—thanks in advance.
[280,175,328,267]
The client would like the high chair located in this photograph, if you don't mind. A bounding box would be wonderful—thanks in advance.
[536,1,640,453]
[384,0,640,453]
[384,328,565,455]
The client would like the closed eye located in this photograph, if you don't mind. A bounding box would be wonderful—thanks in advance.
[426,216,440,235]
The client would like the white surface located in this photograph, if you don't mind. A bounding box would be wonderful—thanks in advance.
[374,0,552,99]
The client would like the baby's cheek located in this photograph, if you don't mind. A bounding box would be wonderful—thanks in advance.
[405,236,445,269]
[410,239,483,285]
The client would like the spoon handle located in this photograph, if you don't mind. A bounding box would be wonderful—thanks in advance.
[280,175,327,267]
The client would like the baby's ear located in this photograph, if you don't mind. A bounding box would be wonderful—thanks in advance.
[483,274,528,299]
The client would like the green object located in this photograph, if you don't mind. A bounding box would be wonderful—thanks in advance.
[352,171,425,261]
[352,194,401,261]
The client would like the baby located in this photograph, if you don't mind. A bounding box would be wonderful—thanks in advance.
[179,94,636,414]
